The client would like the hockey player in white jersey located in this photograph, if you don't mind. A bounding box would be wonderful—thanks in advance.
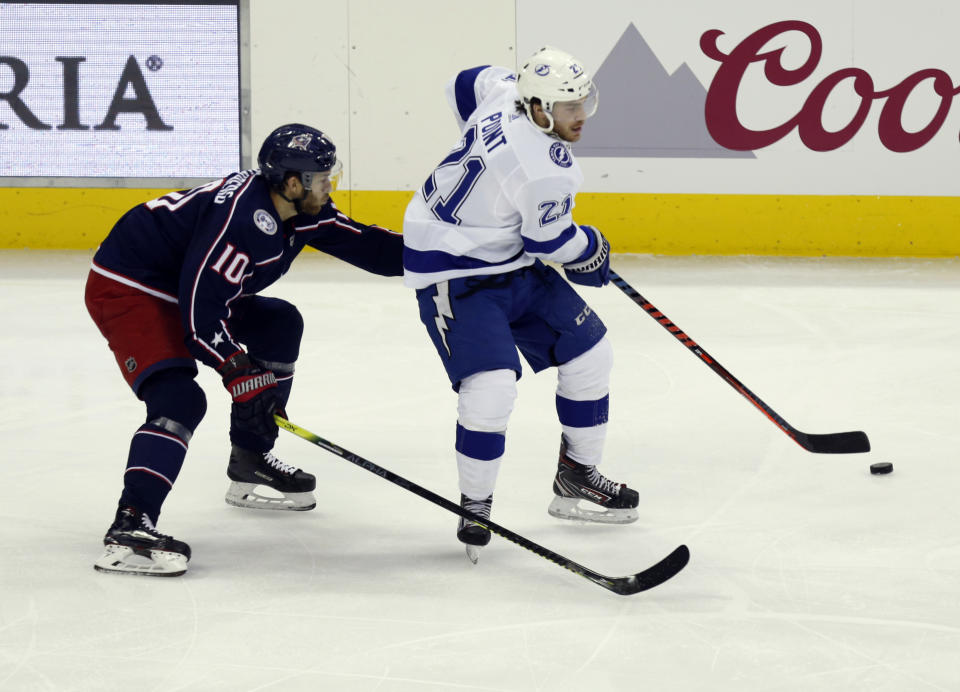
[404,46,639,562]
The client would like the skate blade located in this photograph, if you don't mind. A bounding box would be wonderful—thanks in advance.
[93,544,188,577]
[464,544,482,564]
[225,483,316,511]
[547,496,639,525]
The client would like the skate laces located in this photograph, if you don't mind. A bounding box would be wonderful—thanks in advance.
[585,466,621,497]
[111,507,170,539]
[263,451,298,476]
[135,512,169,539]
[462,496,492,520]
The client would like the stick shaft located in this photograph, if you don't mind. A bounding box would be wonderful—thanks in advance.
[609,270,870,454]
[276,415,688,594]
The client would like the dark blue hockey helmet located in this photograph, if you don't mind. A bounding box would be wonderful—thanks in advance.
[257,123,340,192]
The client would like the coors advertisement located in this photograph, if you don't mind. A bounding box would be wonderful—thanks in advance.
[518,1,960,196]
[702,20,960,154]
[0,1,240,178]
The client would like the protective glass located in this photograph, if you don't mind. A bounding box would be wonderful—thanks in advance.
[552,86,599,120]
[301,160,343,192]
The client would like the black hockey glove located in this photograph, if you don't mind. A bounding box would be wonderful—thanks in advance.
[563,225,610,287]
[217,352,284,446]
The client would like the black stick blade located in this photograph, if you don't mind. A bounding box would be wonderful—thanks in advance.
[605,544,690,595]
[795,430,871,454]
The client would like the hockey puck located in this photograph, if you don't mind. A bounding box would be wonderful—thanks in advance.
[870,462,893,475]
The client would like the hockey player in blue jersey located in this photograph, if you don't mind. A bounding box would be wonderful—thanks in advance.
[403,47,639,562]
[85,123,402,576]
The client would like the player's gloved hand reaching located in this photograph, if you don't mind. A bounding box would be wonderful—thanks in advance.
[217,352,284,448]
[563,225,610,287]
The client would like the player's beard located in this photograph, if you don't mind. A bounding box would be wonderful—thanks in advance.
[295,190,326,215]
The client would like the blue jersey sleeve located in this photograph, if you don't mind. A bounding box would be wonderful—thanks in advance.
[295,204,403,276]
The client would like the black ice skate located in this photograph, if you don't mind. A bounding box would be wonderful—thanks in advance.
[547,443,639,524]
[225,445,316,511]
[457,493,493,564]
[93,506,191,577]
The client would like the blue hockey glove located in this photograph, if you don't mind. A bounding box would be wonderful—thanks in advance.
[563,225,610,287]
[217,352,283,448]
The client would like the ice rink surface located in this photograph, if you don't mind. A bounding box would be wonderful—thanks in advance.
[1,250,959,691]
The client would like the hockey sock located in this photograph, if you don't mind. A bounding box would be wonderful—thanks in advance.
[255,359,295,409]
[455,423,505,499]
[556,393,609,464]
[120,370,206,523]
[556,338,611,465]
[455,369,514,498]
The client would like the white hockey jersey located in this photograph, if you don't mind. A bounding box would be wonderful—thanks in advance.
[402,65,592,289]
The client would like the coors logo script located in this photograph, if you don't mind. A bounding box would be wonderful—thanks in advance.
[702,20,960,153]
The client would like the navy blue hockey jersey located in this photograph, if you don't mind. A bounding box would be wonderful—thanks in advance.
[91,170,402,369]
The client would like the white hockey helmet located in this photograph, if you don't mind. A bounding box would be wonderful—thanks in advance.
[517,46,598,133]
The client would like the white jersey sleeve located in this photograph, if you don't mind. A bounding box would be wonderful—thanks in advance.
[510,164,587,265]
[444,66,516,131]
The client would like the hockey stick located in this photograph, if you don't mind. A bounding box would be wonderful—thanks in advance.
[275,415,689,596]
[609,270,870,454]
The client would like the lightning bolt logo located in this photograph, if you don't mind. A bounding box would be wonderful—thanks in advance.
[433,281,454,356]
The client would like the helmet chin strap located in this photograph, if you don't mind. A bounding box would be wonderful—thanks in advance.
[278,180,311,214]
[524,102,557,135]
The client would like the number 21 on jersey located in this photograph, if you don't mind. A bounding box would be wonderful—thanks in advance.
[538,194,572,226]
[421,125,486,226]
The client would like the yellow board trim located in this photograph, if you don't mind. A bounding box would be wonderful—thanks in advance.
[0,188,174,250]
[2,187,957,256]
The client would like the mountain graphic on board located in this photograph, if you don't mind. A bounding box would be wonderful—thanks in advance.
[576,23,755,158]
